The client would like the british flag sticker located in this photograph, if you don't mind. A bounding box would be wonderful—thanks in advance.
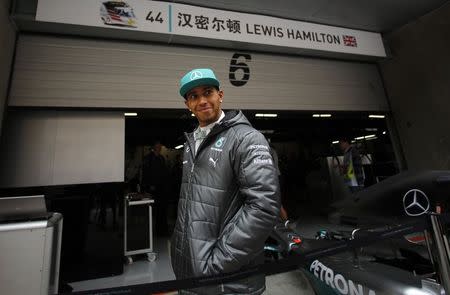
[343,35,357,47]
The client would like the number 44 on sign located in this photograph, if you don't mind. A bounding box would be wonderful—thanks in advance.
[146,11,163,23]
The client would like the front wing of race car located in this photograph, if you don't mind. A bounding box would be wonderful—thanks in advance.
[265,215,448,295]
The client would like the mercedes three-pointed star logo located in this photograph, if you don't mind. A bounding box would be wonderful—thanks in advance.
[403,189,430,216]
[190,71,203,80]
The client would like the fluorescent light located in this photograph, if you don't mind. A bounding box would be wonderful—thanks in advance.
[312,114,331,118]
[175,145,184,150]
[382,131,387,135]
[366,136,377,141]
[124,112,137,116]
[404,287,429,295]
[332,141,339,144]
[312,114,320,117]
[260,130,275,134]
[255,113,278,118]
[365,128,378,131]
[369,114,385,119]
[355,134,377,141]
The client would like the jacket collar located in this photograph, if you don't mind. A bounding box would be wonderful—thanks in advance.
[185,110,250,157]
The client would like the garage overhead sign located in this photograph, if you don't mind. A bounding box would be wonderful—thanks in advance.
[36,0,386,57]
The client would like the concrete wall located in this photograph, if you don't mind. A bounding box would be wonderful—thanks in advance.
[380,3,450,170]
[0,0,16,136]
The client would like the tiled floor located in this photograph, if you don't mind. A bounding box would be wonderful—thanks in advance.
[70,237,175,292]
[265,270,316,295]
[70,216,353,293]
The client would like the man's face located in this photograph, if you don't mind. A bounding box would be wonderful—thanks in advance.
[185,85,223,127]
[339,140,349,152]
[153,143,162,154]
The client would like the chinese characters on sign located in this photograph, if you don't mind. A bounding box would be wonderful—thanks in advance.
[175,11,356,47]
[178,13,241,33]
[36,0,385,57]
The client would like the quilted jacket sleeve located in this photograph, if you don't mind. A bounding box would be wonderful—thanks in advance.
[207,130,280,274]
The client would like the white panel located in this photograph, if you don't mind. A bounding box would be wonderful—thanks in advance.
[0,227,46,295]
[0,110,124,188]
[9,35,388,111]
[35,0,386,57]
[52,112,124,184]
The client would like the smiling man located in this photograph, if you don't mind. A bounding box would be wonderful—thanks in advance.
[171,68,280,295]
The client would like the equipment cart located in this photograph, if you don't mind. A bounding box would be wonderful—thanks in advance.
[124,192,157,264]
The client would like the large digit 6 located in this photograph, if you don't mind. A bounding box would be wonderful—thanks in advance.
[229,53,251,87]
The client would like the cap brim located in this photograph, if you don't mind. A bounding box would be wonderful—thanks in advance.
[179,78,220,98]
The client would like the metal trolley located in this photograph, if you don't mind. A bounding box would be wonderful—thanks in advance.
[124,193,157,264]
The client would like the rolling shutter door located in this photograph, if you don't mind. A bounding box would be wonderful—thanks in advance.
[9,34,388,111]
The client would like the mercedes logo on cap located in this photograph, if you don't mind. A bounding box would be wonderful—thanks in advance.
[190,71,203,80]
[403,189,430,216]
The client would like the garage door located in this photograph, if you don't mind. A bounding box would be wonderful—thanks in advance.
[9,34,388,111]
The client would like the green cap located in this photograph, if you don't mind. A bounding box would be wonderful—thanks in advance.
[179,68,220,98]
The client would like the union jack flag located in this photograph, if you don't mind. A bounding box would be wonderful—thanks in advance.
[107,9,122,21]
[343,35,357,47]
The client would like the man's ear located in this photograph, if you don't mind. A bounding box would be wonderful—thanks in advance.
[218,90,224,102]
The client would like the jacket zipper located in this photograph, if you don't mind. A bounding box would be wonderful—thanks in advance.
[179,127,224,276]
[180,132,195,275]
